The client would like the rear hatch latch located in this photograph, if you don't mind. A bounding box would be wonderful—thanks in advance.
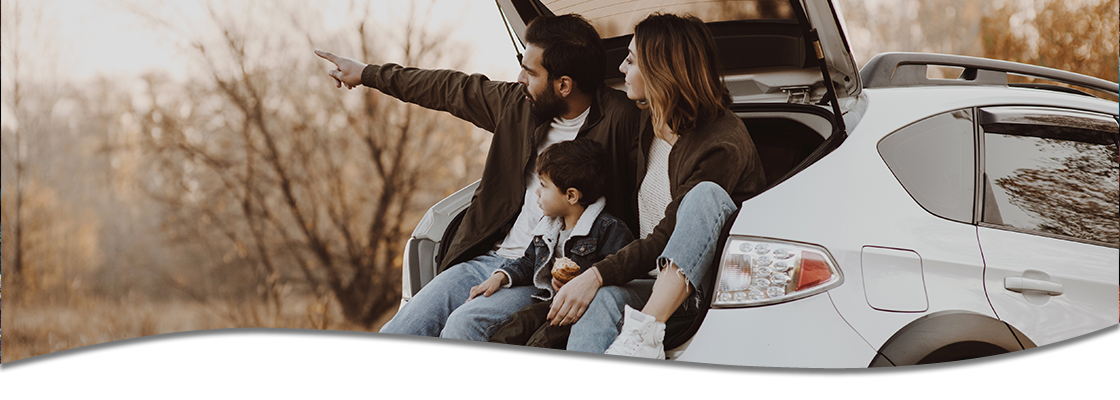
[781,86,812,104]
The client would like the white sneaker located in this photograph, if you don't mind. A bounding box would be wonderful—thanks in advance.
[604,305,666,359]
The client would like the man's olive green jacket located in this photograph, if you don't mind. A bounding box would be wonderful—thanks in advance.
[361,63,641,273]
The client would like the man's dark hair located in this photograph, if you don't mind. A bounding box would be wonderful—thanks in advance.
[537,139,606,207]
[524,14,605,93]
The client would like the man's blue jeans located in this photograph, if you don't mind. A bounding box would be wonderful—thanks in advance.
[378,251,540,341]
[567,182,737,353]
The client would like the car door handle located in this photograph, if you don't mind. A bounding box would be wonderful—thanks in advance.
[1004,276,1064,296]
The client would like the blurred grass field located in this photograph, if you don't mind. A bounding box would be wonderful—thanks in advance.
[1,291,392,363]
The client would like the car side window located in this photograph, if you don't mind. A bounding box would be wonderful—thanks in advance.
[878,109,976,223]
[979,107,1120,246]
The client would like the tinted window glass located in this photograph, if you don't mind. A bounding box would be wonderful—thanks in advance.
[878,109,976,223]
[983,127,1119,244]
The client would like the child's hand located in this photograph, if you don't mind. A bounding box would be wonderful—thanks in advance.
[551,277,565,292]
[467,273,508,302]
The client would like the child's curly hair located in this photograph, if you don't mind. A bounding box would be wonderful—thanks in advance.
[537,139,606,207]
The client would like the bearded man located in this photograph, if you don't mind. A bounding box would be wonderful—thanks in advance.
[316,14,640,341]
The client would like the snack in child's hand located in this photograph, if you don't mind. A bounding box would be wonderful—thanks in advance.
[551,257,581,283]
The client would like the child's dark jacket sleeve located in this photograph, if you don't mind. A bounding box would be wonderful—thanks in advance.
[498,245,537,287]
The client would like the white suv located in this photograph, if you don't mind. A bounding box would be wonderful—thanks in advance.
[400,0,1119,368]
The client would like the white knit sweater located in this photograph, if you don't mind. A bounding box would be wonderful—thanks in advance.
[637,136,673,276]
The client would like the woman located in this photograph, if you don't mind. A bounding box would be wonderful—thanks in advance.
[544,13,767,358]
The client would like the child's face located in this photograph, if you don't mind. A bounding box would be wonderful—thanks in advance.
[536,174,576,217]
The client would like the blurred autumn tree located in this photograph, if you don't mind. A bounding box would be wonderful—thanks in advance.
[3,0,493,362]
[122,0,487,328]
[982,0,1119,85]
[1,0,104,299]
[839,0,990,66]
[0,3,171,363]
[841,0,1118,86]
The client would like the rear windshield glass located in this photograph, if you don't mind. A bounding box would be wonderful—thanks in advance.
[544,0,795,38]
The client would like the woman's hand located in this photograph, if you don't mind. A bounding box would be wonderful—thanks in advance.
[547,267,603,326]
[466,273,508,302]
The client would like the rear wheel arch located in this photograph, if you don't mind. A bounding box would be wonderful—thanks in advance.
[868,310,1036,367]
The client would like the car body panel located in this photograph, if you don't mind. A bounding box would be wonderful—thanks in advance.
[409,180,479,241]
[723,87,1117,355]
[674,294,876,368]
[979,224,1120,346]
[861,246,928,313]
[869,310,1031,367]
[971,102,1118,346]
[402,180,479,299]
[730,125,995,349]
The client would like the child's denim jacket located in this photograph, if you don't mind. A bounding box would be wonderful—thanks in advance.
[496,197,634,301]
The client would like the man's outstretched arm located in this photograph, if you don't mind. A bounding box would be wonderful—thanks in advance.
[314,49,522,134]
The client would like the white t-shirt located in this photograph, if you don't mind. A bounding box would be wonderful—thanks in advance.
[557,227,573,258]
[494,107,591,259]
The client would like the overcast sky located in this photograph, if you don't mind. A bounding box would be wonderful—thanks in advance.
[43,0,521,82]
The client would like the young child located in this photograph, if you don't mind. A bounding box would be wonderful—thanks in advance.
[465,139,634,349]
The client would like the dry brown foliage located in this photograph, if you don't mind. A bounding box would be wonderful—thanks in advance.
[982,0,1119,99]
[983,0,1119,84]
[3,0,486,362]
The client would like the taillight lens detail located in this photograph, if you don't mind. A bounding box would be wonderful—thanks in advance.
[712,237,843,308]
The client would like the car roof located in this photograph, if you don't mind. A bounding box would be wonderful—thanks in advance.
[861,52,1119,101]
[851,85,1118,140]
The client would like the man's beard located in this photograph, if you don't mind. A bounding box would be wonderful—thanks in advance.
[526,83,569,120]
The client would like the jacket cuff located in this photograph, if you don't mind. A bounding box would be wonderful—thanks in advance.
[494,270,513,288]
[360,63,382,88]
[594,258,623,287]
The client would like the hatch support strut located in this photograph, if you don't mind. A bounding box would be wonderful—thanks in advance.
[790,0,847,136]
[497,0,524,64]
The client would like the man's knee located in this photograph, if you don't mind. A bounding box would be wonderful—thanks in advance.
[440,260,482,279]
[440,293,518,341]
[441,309,487,340]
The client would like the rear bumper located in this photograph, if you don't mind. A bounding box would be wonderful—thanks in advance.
[673,293,876,368]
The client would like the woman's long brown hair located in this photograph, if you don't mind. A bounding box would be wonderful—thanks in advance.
[634,13,731,136]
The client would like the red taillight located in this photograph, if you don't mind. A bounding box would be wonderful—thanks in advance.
[713,237,842,308]
[796,251,831,291]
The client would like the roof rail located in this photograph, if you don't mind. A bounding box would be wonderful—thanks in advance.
[860,52,1119,98]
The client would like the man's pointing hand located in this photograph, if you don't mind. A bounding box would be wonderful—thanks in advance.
[315,49,366,90]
